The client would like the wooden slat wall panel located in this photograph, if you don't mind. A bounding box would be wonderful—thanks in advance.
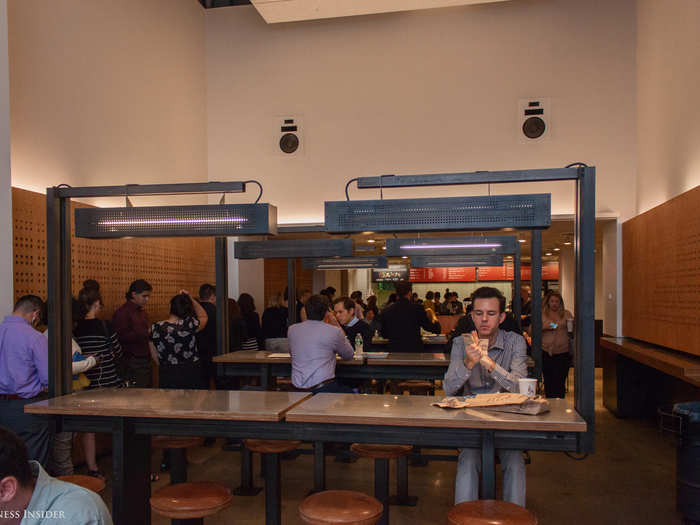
[263,258,313,308]
[12,188,215,322]
[622,185,700,356]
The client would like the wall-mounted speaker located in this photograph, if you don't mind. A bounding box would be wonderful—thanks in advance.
[276,116,304,156]
[518,98,550,142]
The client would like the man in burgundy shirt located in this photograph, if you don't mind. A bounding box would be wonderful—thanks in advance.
[112,279,153,387]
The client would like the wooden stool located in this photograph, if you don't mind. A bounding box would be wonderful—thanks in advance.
[350,444,413,525]
[150,481,232,525]
[447,500,538,525]
[299,490,383,525]
[396,380,435,396]
[152,436,204,484]
[243,439,301,525]
[57,474,105,494]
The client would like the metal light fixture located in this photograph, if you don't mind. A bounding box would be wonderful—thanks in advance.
[302,256,388,270]
[234,239,353,259]
[410,255,504,268]
[385,236,518,256]
[325,194,551,233]
[75,203,277,238]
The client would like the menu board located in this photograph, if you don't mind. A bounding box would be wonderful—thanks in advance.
[409,267,476,282]
[477,262,557,281]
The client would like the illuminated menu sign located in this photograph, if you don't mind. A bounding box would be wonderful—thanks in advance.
[477,262,558,281]
[409,267,477,282]
[372,267,409,282]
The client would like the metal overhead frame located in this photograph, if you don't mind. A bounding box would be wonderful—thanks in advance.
[348,166,596,453]
[46,181,261,398]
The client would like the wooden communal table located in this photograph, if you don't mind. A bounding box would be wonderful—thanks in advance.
[286,393,586,501]
[213,350,364,389]
[213,350,450,388]
[25,389,310,525]
[372,335,448,352]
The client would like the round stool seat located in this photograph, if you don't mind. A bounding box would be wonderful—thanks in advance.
[244,439,301,454]
[151,436,204,449]
[350,443,413,459]
[299,490,383,525]
[447,500,538,525]
[57,474,105,494]
[150,482,232,519]
[397,380,434,395]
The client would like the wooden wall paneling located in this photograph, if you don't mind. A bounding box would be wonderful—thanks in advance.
[623,185,700,356]
[263,258,313,308]
[13,188,215,324]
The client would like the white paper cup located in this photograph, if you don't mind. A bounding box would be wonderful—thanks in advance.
[518,378,537,397]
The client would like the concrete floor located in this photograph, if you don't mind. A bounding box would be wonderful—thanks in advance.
[92,370,684,524]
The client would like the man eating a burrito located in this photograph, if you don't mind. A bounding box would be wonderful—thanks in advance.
[443,286,529,507]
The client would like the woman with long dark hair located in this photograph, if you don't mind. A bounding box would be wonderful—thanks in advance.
[540,291,574,398]
[74,287,123,479]
[238,293,261,350]
[228,298,247,352]
[150,290,208,390]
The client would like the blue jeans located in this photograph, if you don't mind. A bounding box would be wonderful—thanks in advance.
[455,448,526,506]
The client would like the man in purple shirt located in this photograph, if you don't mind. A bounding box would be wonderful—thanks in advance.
[288,295,354,393]
[0,295,51,467]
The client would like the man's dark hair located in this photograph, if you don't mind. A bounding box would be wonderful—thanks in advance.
[82,279,100,292]
[0,427,32,487]
[395,281,412,298]
[13,295,43,315]
[470,287,506,313]
[426,291,434,300]
[333,296,355,312]
[434,292,441,301]
[126,279,152,300]
[305,295,330,321]
[325,286,336,296]
[170,293,195,319]
[350,291,362,301]
[199,284,216,300]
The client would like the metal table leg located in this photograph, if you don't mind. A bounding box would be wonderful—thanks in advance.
[169,448,187,484]
[313,441,326,493]
[375,458,390,525]
[389,455,418,506]
[112,418,150,525]
[263,452,282,525]
[233,445,262,496]
[481,430,496,499]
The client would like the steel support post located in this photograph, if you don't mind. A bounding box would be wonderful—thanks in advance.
[513,245,522,331]
[313,441,325,492]
[481,430,496,499]
[575,167,596,453]
[531,230,543,379]
[215,237,229,357]
[287,258,296,326]
[375,458,390,525]
[111,419,150,525]
[262,453,282,525]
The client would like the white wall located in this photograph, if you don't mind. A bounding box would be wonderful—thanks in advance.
[636,0,700,214]
[8,0,208,207]
[559,246,574,315]
[207,0,637,223]
[0,0,12,315]
[602,219,620,335]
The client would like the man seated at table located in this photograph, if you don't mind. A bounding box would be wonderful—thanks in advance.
[443,287,528,506]
[332,297,373,351]
[0,426,113,524]
[377,281,441,352]
[288,295,354,393]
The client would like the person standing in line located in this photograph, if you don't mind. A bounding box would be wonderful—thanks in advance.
[112,279,153,387]
[0,296,50,467]
[196,284,217,390]
[238,293,261,351]
[74,287,124,479]
[539,291,574,398]
[261,293,288,344]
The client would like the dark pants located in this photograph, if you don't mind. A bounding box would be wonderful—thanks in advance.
[543,352,570,398]
[160,363,204,390]
[126,356,152,388]
[0,396,51,468]
[311,379,353,394]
